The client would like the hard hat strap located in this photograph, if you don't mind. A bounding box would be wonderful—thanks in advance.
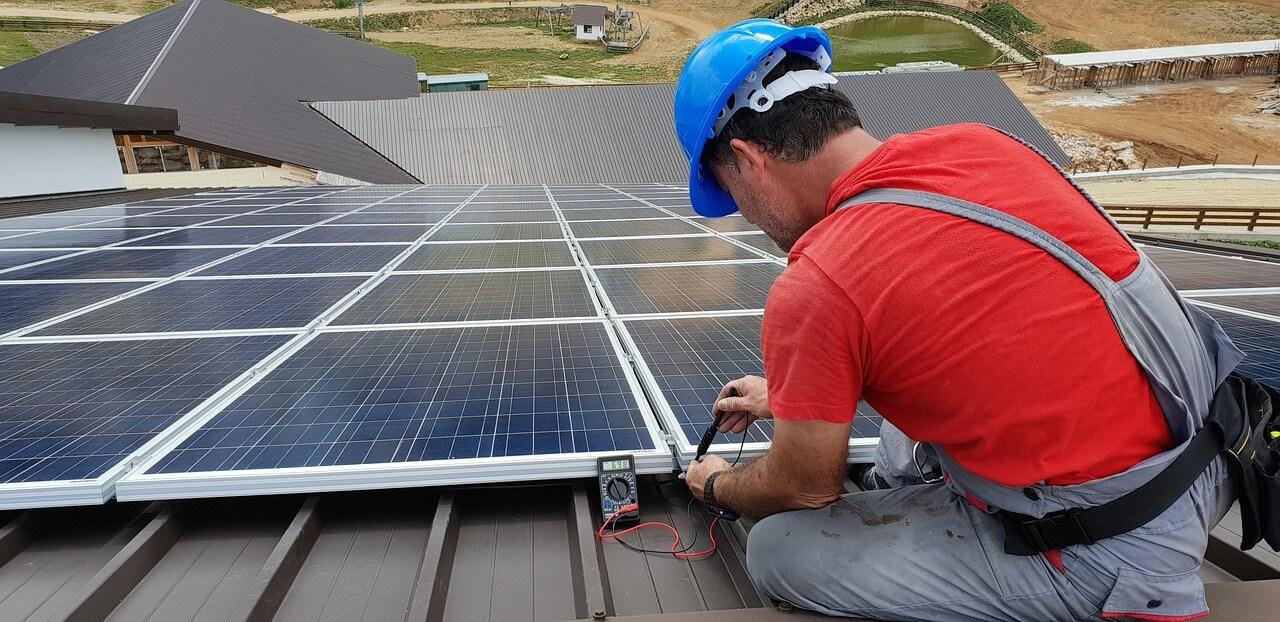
[711,44,835,137]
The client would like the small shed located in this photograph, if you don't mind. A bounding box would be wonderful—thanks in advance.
[420,73,490,93]
[571,4,607,41]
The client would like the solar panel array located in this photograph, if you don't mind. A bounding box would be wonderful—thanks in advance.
[2,185,1279,509]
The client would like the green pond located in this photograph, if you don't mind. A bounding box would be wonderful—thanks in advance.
[827,15,1004,72]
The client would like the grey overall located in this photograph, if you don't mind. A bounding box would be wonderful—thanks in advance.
[745,174,1244,620]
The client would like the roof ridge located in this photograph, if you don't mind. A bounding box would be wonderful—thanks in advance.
[126,0,203,105]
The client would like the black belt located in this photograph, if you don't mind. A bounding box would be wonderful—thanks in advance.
[1000,421,1224,555]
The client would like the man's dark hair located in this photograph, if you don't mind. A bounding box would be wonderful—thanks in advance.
[701,54,862,171]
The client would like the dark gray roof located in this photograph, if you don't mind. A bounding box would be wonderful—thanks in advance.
[0,0,420,183]
[572,4,608,27]
[310,72,1070,185]
[0,91,177,132]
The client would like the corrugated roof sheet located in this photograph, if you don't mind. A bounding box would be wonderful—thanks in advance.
[0,0,420,184]
[572,5,608,27]
[1045,39,1280,67]
[311,72,1069,185]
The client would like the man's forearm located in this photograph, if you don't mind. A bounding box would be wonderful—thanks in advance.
[713,453,839,520]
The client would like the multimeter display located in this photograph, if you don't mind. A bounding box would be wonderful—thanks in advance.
[597,455,638,524]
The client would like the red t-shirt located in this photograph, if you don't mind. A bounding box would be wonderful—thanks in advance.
[763,123,1173,487]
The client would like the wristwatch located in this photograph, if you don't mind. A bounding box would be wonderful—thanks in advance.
[702,471,739,521]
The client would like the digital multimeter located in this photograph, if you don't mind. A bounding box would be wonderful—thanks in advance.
[597,454,639,524]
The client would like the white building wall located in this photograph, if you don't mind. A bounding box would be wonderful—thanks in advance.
[576,23,603,41]
[0,123,125,199]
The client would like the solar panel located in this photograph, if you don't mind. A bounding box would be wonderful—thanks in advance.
[218,214,336,226]
[362,203,458,214]
[1143,247,1280,291]
[578,236,763,266]
[1192,294,1280,317]
[568,219,705,238]
[120,226,299,247]
[0,228,174,249]
[121,323,667,497]
[333,271,597,325]
[32,276,365,336]
[0,214,157,229]
[281,225,431,244]
[449,211,558,224]
[0,250,73,270]
[594,262,782,315]
[560,208,672,221]
[1203,308,1280,387]
[729,233,786,257]
[398,241,575,271]
[328,213,445,225]
[79,215,229,228]
[620,315,881,461]
[0,335,288,498]
[428,223,564,242]
[196,245,403,276]
[1,248,240,280]
[0,282,140,335]
[694,216,761,233]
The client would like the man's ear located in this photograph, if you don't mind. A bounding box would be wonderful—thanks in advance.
[727,138,768,179]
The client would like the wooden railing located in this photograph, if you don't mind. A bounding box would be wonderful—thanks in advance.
[1106,205,1280,231]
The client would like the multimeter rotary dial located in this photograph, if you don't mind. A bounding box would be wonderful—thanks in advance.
[606,477,630,501]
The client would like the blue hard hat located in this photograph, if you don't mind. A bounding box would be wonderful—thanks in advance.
[673,19,834,217]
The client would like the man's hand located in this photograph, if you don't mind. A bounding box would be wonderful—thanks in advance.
[713,375,770,434]
[685,454,731,501]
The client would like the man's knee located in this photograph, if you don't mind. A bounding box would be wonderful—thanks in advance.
[745,512,793,597]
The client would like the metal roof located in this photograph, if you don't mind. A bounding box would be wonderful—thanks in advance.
[310,72,1069,185]
[0,91,177,133]
[1044,39,1280,67]
[0,187,204,218]
[0,477,1265,622]
[0,0,420,184]
[572,5,608,27]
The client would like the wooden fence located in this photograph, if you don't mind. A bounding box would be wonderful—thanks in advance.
[1106,204,1280,231]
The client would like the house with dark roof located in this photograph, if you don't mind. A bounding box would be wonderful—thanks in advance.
[572,5,608,41]
[0,0,420,185]
[309,71,1070,185]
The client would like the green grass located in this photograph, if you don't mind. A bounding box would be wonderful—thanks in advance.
[1048,37,1098,54]
[977,2,1042,33]
[1209,238,1280,251]
[0,31,39,67]
[374,40,672,86]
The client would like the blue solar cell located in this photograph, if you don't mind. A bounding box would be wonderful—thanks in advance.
[282,226,431,244]
[0,335,288,483]
[449,211,558,224]
[399,241,575,270]
[595,262,782,314]
[362,204,458,214]
[0,228,174,249]
[622,315,883,447]
[2,248,240,280]
[694,216,761,233]
[334,271,597,325]
[560,208,671,221]
[578,236,762,265]
[0,215,144,229]
[1195,294,1280,317]
[120,227,300,247]
[33,276,365,335]
[145,323,656,474]
[329,213,445,225]
[1143,247,1280,290]
[429,223,563,242]
[198,245,404,276]
[729,233,786,257]
[0,282,141,334]
[0,250,76,270]
[218,214,336,226]
[1204,308,1280,387]
[80,215,229,228]
[568,219,704,238]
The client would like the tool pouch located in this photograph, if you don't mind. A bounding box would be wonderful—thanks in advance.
[1209,373,1280,551]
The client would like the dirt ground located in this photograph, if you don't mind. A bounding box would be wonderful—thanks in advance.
[369,26,574,51]
[1010,75,1280,169]
[1008,0,1280,51]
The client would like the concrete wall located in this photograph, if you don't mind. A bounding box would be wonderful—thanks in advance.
[576,23,603,41]
[0,123,125,199]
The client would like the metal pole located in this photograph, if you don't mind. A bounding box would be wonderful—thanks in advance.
[358,0,365,40]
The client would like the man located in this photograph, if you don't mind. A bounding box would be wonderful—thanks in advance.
[676,20,1242,622]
